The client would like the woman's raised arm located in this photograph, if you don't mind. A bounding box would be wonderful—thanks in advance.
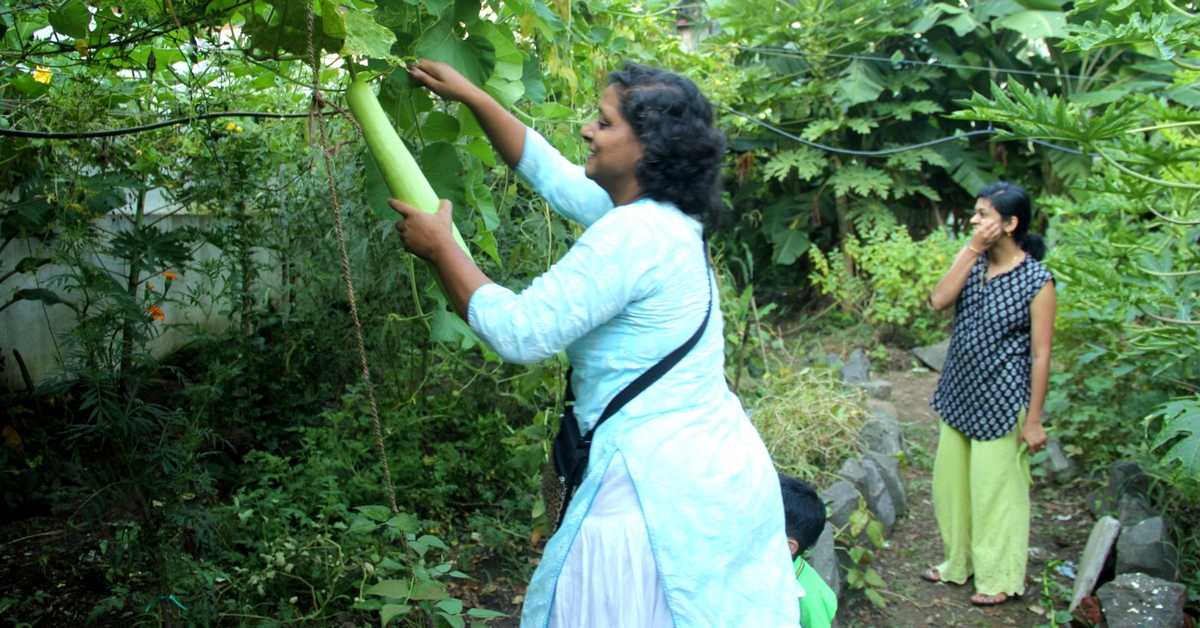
[930,222,1002,311]
[407,60,526,168]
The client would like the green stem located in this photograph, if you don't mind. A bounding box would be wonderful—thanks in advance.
[1097,148,1200,190]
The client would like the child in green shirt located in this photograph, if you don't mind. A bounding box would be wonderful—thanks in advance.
[780,474,838,628]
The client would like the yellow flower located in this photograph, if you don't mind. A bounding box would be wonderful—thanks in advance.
[74,39,89,56]
[33,66,52,84]
[226,122,236,131]
[235,126,243,133]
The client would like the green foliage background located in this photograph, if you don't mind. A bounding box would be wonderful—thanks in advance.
[1,0,1200,623]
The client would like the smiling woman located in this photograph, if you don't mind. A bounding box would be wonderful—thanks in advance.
[393,60,798,628]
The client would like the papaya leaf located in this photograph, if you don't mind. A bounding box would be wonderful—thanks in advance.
[763,148,827,182]
[1151,397,1200,478]
[828,164,893,199]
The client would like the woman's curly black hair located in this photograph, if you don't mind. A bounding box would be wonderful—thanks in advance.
[608,63,728,230]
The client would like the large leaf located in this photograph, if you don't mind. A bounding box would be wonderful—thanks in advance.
[468,21,523,81]
[994,10,1067,39]
[366,580,411,599]
[9,288,78,313]
[414,9,496,86]
[364,152,394,220]
[836,59,884,106]
[931,141,999,196]
[521,55,547,105]
[341,9,397,59]
[420,141,465,210]
[49,0,89,38]
[1152,397,1200,478]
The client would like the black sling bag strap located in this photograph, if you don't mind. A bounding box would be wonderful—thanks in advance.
[544,238,713,533]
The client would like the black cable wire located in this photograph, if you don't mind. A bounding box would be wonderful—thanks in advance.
[0,110,332,139]
[716,103,1099,157]
[716,103,994,155]
[738,46,1101,82]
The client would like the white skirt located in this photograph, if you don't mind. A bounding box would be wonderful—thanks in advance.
[548,452,676,628]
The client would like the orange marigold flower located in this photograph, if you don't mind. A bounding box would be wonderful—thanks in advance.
[163,272,179,281]
[146,305,165,321]
[146,283,155,291]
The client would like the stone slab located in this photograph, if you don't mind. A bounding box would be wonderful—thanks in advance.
[1069,516,1121,612]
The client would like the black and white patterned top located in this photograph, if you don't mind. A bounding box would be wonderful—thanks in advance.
[931,253,1055,441]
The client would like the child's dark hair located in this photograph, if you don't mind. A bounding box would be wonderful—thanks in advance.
[779,474,826,556]
[977,181,1047,261]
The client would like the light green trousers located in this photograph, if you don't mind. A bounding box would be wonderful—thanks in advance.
[932,417,1030,596]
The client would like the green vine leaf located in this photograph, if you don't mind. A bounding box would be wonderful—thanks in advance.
[994,10,1068,40]
[414,8,497,87]
[341,9,397,60]
[48,0,90,39]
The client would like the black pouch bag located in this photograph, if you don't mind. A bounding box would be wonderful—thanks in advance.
[540,279,713,534]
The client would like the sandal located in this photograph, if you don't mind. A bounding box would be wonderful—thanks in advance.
[970,592,1010,606]
[921,567,942,583]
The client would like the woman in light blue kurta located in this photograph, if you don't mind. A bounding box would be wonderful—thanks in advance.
[395,60,798,627]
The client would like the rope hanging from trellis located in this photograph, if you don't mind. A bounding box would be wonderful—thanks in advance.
[303,1,403,522]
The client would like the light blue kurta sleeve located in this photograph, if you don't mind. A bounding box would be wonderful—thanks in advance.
[514,127,613,227]
[465,214,652,364]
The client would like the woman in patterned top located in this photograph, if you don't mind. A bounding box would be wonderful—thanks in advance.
[393,60,798,627]
[922,182,1055,606]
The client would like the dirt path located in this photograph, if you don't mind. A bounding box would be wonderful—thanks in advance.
[837,369,1093,628]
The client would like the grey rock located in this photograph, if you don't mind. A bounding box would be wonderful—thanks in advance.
[838,458,895,533]
[863,449,906,517]
[808,522,841,601]
[820,480,860,530]
[1042,435,1079,484]
[1069,516,1121,612]
[858,416,908,459]
[860,459,896,534]
[841,349,871,384]
[1116,493,1158,527]
[837,458,869,494]
[1096,573,1187,628]
[1116,516,1179,581]
[1088,461,1152,518]
[858,380,893,401]
[865,399,898,423]
[912,338,950,372]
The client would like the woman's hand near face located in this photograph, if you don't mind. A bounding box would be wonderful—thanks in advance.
[970,219,1003,252]
[407,60,479,103]
[392,198,456,262]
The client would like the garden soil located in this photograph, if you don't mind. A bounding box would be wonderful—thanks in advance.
[838,369,1093,628]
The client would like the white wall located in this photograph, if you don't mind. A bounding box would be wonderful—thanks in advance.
[1,202,282,391]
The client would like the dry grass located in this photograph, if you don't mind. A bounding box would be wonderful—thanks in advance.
[745,365,865,488]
